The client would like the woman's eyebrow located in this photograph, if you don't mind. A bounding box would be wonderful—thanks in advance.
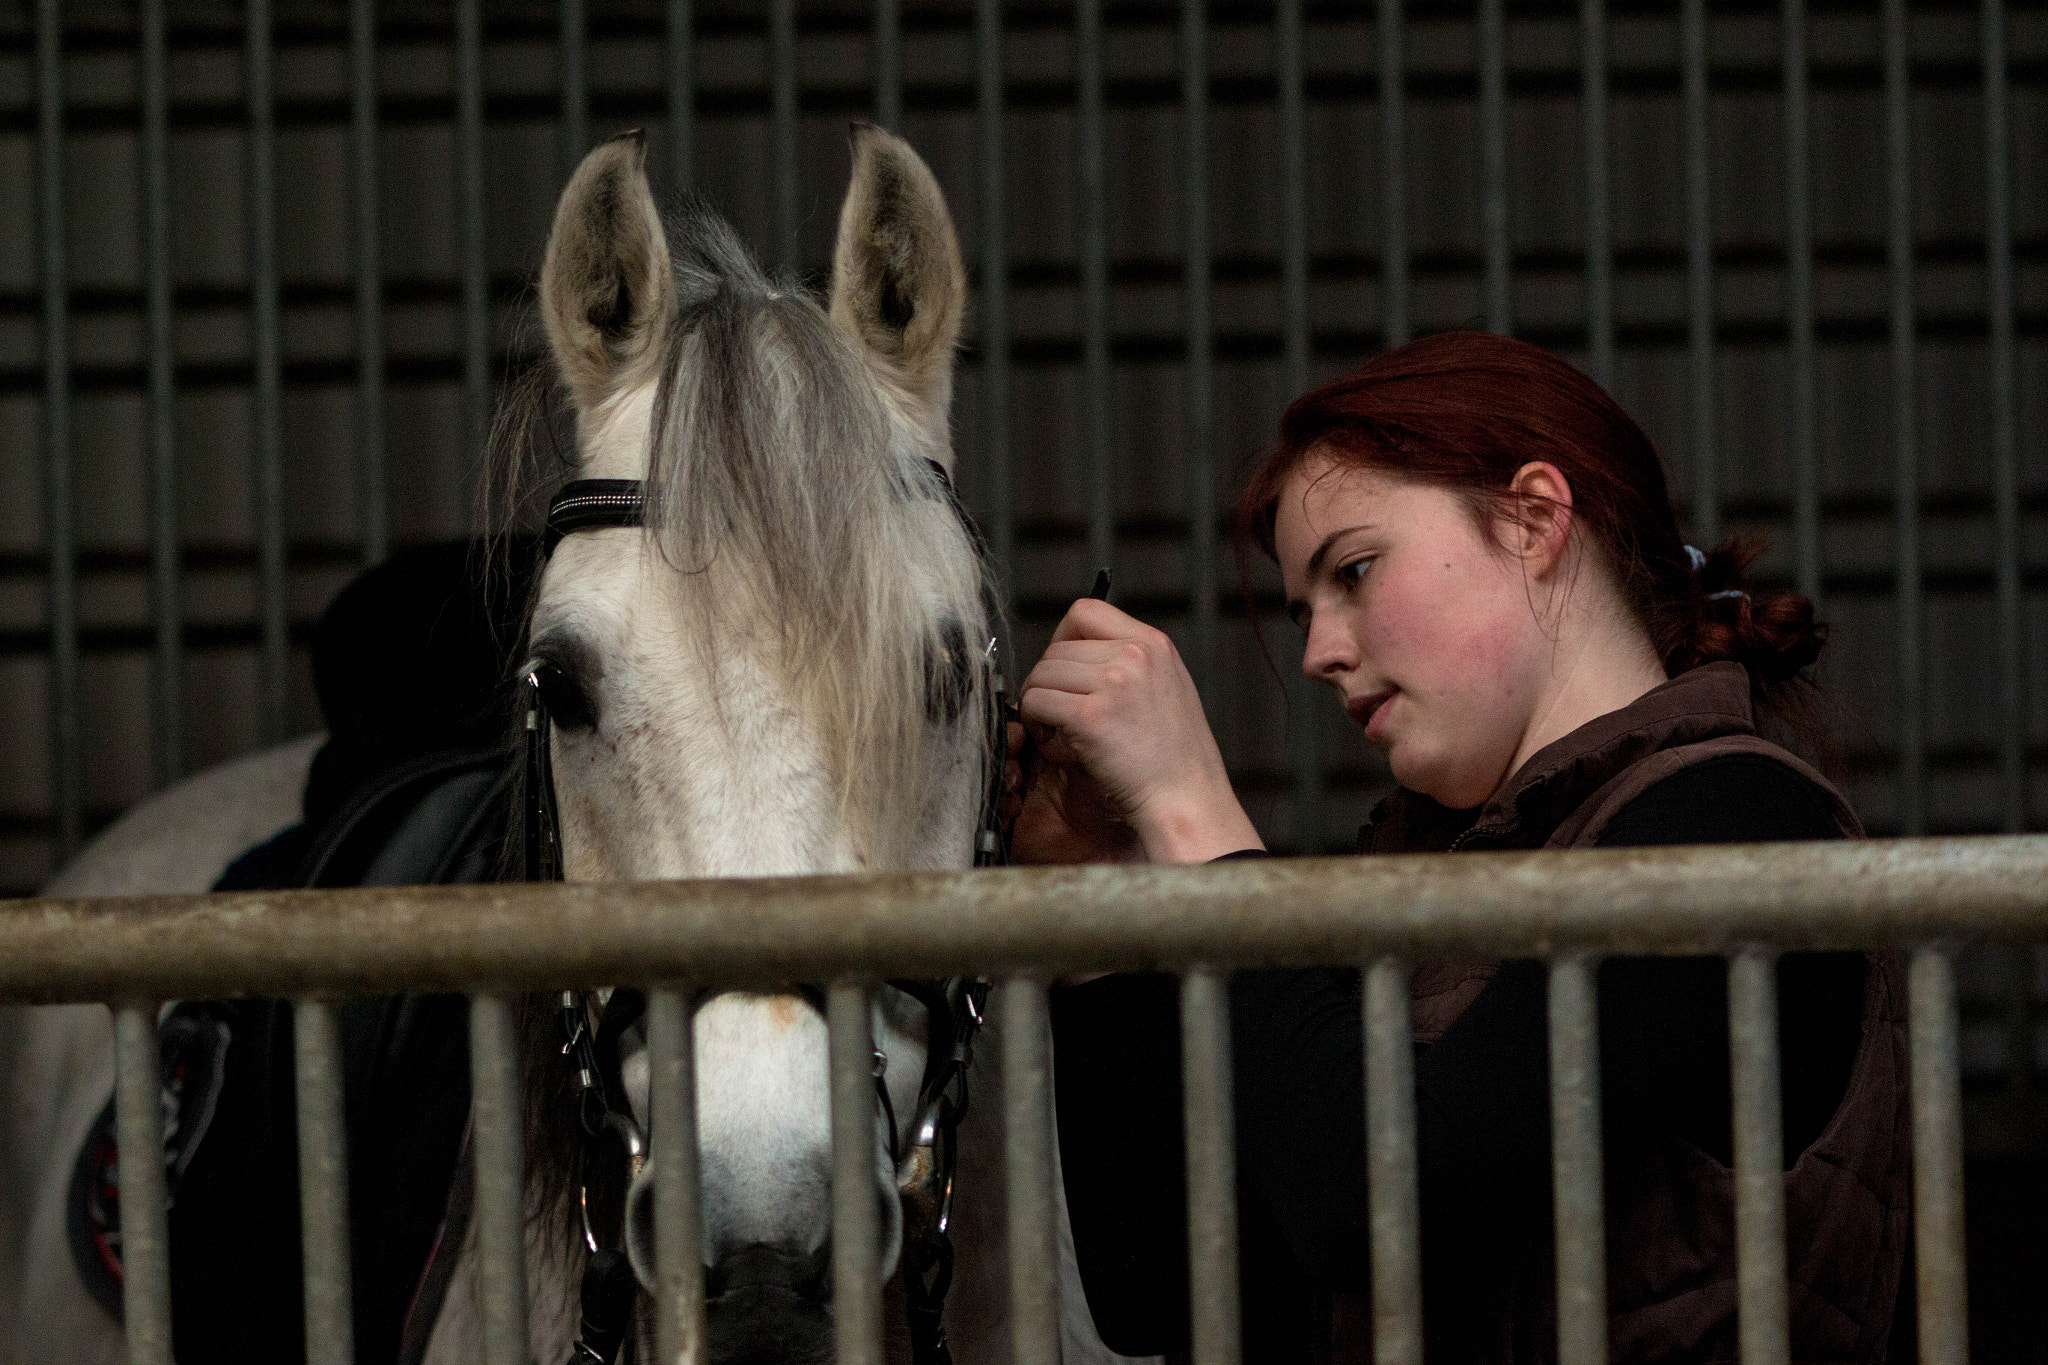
[1305,523,1377,577]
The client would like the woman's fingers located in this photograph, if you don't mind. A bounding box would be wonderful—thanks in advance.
[1048,595,1152,645]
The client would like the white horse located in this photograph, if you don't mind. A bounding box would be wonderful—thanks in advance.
[3,127,1135,1365]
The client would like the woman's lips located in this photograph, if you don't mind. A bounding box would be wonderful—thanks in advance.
[1348,688,1397,740]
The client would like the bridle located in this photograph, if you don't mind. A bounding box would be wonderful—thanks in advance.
[525,460,1006,1365]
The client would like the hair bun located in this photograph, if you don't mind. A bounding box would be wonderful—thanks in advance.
[1666,539,1824,685]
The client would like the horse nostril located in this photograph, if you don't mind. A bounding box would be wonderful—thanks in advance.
[708,1240,832,1304]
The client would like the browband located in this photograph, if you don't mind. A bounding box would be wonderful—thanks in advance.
[542,460,962,555]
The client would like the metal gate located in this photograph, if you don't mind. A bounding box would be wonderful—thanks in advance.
[12,838,2046,1365]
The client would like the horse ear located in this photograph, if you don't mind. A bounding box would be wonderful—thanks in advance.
[540,130,675,414]
[828,124,966,444]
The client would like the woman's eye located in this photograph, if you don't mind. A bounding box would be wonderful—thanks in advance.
[1337,557,1374,587]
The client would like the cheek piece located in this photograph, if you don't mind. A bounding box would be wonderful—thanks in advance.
[527,464,1000,1365]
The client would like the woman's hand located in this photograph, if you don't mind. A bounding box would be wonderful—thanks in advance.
[1014,598,1263,864]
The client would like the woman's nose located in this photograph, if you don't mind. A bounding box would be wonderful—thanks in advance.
[1300,612,1356,681]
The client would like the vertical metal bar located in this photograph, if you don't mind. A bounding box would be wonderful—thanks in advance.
[1683,0,1717,545]
[1078,0,1111,577]
[1478,0,1510,335]
[36,0,77,860]
[1279,0,1307,400]
[667,0,694,195]
[1002,978,1060,1365]
[351,0,386,566]
[1279,0,1319,849]
[1909,947,1969,1365]
[456,0,488,475]
[559,0,587,184]
[1379,0,1409,348]
[1363,960,1422,1365]
[141,0,182,786]
[1182,969,1242,1365]
[975,0,1012,598]
[247,0,286,744]
[1548,954,1607,1365]
[874,0,901,130]
[1728,949,1788,1365]
[1883,0,1922,836]
[828,982,882,1365]
[469,994,529,1365]
[649,988,707,1365]
[1984,0,2020,836]
[1783,0,1818,606]
[295,999,356,1365]
[1580,0,1611,386]
[1182,0,1217,695]
[114,1002,173,1365]
[771,0,799,271]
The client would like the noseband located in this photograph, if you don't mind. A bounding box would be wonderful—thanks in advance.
[528,460,1003,1365]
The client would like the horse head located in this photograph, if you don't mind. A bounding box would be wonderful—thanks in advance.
[522,125,987,1362]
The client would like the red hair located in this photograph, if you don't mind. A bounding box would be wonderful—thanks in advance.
[1233,332,1829,753]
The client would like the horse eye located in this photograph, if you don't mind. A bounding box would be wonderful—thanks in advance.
[923,620,975,726]
[531,659,596,732]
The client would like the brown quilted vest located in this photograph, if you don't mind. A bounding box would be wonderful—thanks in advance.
[1358,663,1910,1365]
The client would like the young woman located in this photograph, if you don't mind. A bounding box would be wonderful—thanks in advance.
[1012,333,1907,1365]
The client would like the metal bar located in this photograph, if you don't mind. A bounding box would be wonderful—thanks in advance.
[351,0,386,566]
[36,0,77,861]
[141,0,182,786]
[771,0,798,271]
[13,838,2048,1004]
[456,0,488,474]
[974,0,1012,599]
[1363,959,1422,1365]
[247,0,287,744]
[1002,978,1060,1365]
[649,987,707,1365]
[1883,0,1922,837]
[1782,0,1818,606]
[1478,0,1510,335]
[1908,946,1969,1365]
[114,1003,173,1365]
[1182,968,1242,1365]
[667,0,694,195]
[1379,0,1408,348]
[1682,0,1717,545]
[1279,0,1307,399]
[1728,948,1788,1365]
[469,994,529,1365]
[828,981,882,1365]
[295,998,356,1365]
[874,0,900,130]
[559,0,587,185]
[1580,0,1611,386]
[1078,0,1111,577]
[1279,0,1320,851]
[1182,0,1216,697]
[1984,0,2020,836]
[1548,953,1606,1365]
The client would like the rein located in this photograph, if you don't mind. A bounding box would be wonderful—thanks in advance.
[525,460,1004,1365]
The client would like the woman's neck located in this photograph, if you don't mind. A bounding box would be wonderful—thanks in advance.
[1500,606,1669,796]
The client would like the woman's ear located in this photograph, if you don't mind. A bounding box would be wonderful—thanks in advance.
[1504,461,1575,575]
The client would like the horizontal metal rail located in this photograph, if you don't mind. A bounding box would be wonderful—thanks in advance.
[7,837,2046,1002]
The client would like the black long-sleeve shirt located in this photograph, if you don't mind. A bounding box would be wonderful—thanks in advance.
[1050,756,1866,1362]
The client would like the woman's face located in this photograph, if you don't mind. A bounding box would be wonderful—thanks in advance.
[1273,454,1553,809]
